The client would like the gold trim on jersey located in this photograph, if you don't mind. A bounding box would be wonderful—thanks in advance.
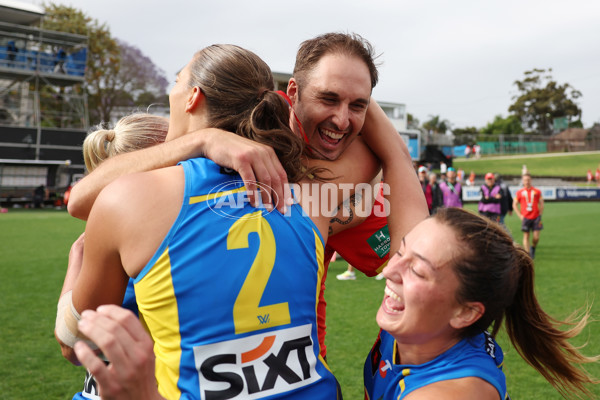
[189,187,247,204]
[134,248,182,399]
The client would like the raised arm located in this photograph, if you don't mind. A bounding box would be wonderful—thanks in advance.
[360,100,428,253]
[68,128,290,220]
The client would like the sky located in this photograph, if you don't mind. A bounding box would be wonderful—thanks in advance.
[25,0,600,129]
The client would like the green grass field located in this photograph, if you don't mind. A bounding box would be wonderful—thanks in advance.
[0,202,598,399]
[453,151,600,177]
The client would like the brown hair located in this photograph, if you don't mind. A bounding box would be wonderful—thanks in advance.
[187,44,318,183]
[83,113,168,172]
[433,207,598,399]
[293,32,379,96]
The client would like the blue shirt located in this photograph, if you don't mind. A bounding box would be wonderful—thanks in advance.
[133,157,337,399]
[365,329,508,399]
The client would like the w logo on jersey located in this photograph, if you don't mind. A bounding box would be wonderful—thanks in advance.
[257,314,270,324]
[194,324,321,399]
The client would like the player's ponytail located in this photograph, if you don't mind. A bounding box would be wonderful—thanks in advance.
[188,44,323,183]
[504,248,599,399]
[83,114,168,172]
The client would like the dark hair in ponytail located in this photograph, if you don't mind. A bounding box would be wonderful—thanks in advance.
[187,44,321,183]
[433,207,599,399]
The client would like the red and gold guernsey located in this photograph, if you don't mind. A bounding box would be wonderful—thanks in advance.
[318,189,390,357]
[133,157,337,400]
[515,186,542,220]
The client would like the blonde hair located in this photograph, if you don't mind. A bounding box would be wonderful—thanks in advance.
[83,113,169,172]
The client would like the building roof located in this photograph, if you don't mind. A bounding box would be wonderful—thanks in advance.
[553,127,590,140]
[0,0,44,25]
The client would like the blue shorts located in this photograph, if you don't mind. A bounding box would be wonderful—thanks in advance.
[522,216,543,232]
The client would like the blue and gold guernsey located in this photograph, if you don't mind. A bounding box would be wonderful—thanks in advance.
[133,157,337,400]
[364,330,509,400]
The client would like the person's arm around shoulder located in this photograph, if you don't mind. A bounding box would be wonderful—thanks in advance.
[360,100,428,253]
[403,377,501,400]
[68,128,290,220]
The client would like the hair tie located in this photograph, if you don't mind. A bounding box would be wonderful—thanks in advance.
[258,88,269,100]
[105,130,116,142]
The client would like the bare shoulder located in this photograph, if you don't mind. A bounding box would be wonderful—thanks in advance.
[310,136,381,186]
[403,377,501,400]
[98,166,184,205]
[90,166,185,276]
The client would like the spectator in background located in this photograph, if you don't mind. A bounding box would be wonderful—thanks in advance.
[587,169,593,185]
[54,48,66,73]
[473,143,481,159]
[596,165,600,187]
[495,173,513,228]
[464,144,471,159]
[457,168,465,183]
[33,184,47,208]
[439,167,463,208]
[467,170,476,186]
[439,160,447,181]
[428,172,443,214]
[336,263,356,281]
[7,40,18,66]
[478,172,502,222]
[418,166,433,212]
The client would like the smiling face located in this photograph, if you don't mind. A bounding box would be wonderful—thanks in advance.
[377,218,466,351]
[287,53,371,160]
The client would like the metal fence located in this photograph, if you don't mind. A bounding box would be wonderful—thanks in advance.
[453,132,600,157]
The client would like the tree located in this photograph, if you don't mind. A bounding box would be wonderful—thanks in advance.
[452,126,479,146]
[114,39,169,107]
[42,4,168,124]
[508,68,582,135]
[42,4,119,123]
[407,113,420,130]
[422,115,450,134]
[481,114,524,136]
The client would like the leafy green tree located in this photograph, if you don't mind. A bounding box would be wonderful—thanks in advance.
[43,4,119,123]
[422,115,450,134]
[452,126,479,145]
[407,113,420,130]
[481,114,524,136]
[508,68,582,135]
[42,4,167,124]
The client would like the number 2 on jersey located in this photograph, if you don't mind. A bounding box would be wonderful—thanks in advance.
[227,212,291,334]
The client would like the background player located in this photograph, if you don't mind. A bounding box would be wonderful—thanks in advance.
[513,173,544,258]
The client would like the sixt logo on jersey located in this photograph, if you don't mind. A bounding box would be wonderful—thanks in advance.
[193,324,321,399]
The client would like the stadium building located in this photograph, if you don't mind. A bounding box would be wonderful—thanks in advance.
[0,0,88,207]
